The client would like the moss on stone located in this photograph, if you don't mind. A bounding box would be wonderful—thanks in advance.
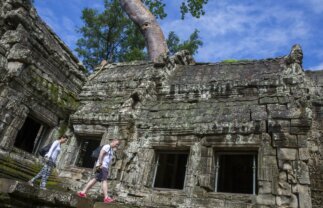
[0,154,63,191]
[58,120,68,136]
[31,72,79,111]
[221,59,252,63]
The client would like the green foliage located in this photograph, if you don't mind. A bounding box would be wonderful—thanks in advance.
[75,0,130,70]
[143,0,167,19]
[118,21,147,62]
[167,29,203,56]
[76,0,206,71]
[221,59,238,63]
[180,0,209,19]
[221,59,253,63]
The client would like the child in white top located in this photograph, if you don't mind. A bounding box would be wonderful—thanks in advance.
[28,135,68,190]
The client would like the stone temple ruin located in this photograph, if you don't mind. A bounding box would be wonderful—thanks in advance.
[0,0,322,208]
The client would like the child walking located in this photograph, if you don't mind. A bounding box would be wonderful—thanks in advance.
[28,135,68,190]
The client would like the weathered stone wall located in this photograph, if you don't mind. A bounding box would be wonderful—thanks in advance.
[0,1,322,208]
[305,70,323,208]
[0,0,85,182]
[61,47,323,207]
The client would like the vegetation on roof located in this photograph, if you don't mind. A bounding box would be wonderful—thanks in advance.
[221,59,253,63]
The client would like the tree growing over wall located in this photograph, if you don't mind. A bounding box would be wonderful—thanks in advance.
[76,0,206,70]
[120,0,207,62]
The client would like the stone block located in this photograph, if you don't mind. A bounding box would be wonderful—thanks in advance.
[1,24,28,44]
[251,105,267,120]
[255,194,276,206]
[0,178,89,207]
[271,106,304,120]
[267,104,287,112]
[254,120,267,133]
[298,148,309,161]
[277,148,297,160]
[297,161,310,185]
[272,133,297,148]
[296,185,312,208]
[262,146,276,156]
[7,43,32,63]
[0,121,7,134]
[278,96,290,104]
[297,135,308,147]
[204,135,226,145]
[278,160,293,171]
[176,135,195,146]
[287,172,297,184]
[259,97,278,104]
[0,43,6,55]
[276,195,298,208]
[278,171,287,180]
[197,174,214,191]
[0,126,18,148]
[275,181,291,196]
[0,112,13,124]
[162,135,178,143]
[0,55,8,74]
[261,156,277,167]
[268,119,290,133]
[258,181,272,194]
[258,166,277,181]
[290,119,311,135]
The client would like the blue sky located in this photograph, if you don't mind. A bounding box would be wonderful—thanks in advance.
[34,0,323,70]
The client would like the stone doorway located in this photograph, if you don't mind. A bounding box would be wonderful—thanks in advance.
[153,151,188,189]
[76,138,101,168]
[14,116,49,154]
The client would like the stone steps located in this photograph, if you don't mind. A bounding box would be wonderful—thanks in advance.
[0,178,92,207]
[0,178,140,208]
[93,202,139,208]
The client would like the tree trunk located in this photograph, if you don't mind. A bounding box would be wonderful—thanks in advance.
[119,0,168,62]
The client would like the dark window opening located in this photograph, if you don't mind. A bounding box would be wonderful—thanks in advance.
[131,92,140,109]
[76,138,101,168]
[153,152,188,190]
[14,116,49,154]
[216,153,257,194]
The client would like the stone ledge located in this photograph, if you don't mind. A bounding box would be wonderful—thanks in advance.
[94,202,140,208]
[0,178,93,208]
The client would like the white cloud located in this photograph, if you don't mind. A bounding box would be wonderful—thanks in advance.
[35,3,80,51]
[33,0,322,69]
[297,0,323,13]
[161,1,310,62]
[308,63,323,71]
[36,6,60,31]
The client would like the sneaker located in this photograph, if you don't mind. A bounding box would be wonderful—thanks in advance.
[77,192,87,198]
[103,197,114,203]
[27,180,34,187]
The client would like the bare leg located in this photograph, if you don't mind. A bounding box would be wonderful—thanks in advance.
[81,178,97,194]
[102,180,108,198]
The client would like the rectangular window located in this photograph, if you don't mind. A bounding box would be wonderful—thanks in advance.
[14,116,50,154]
[76,138,101,168]
[153,151,188,190]
[215,152,257,194]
